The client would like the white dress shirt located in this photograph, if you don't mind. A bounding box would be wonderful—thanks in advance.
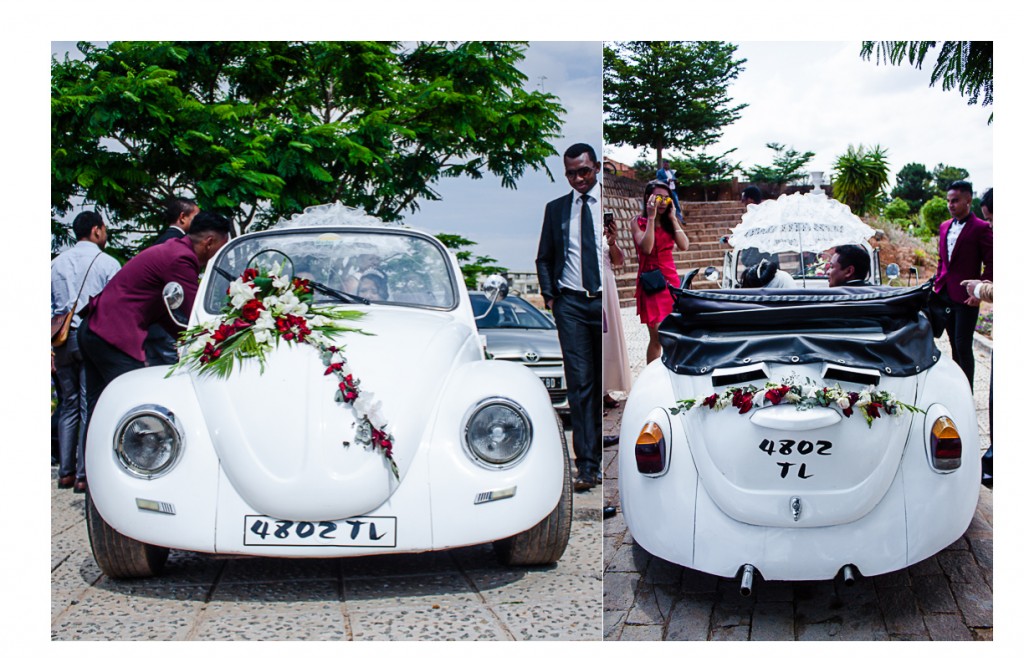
[946,218,966,259]
[51,240,121,328]
[558,184,602,293]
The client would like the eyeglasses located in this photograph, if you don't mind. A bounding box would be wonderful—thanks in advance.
[565,167,594,179]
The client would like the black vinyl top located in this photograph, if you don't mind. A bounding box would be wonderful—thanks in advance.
[659,281,940,377]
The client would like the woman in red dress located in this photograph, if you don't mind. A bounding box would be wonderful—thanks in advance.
[631,180,689,363]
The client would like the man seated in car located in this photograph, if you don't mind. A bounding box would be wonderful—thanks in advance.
[827,244,870,287]
[739,258,797,289]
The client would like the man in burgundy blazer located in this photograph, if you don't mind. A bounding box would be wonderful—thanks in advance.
[933,180,993,390]
[78,211,231,440]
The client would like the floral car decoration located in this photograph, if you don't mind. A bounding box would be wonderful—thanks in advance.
[171,264,399,478]
[669,374,925,428]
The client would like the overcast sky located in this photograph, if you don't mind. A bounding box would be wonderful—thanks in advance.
[606,41,993,196]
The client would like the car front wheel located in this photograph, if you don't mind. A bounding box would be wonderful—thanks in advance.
[493,415,572,565]
[86,494,169,579]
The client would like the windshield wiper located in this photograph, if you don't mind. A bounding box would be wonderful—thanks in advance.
[307,280,371,305]
[213,266,370,304]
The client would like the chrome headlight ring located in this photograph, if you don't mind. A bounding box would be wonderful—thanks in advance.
[112,405,185,479]
[461,397,533,469]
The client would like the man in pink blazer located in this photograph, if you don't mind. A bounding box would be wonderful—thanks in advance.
[933,180,993,390]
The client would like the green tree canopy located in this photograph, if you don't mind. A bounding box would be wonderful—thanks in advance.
[742,142,815,190]
[832,144,890,217]
[931,163,971,195]
[889,162,933,214]
[861,41,993,124]
[603,41,747,164]
[674,149,740,201]
[433,232,504,290]
[52,41,565,253]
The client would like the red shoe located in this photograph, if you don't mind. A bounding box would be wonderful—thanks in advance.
[73,479,87,494]
[57,475,75,489]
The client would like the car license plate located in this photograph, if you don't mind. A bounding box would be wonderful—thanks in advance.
[243,515,397,548]
[542,377,562,389]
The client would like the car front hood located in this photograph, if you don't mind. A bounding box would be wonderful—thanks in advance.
[480,328,562,360]
[190,307,474,521]
[677,369,920,527]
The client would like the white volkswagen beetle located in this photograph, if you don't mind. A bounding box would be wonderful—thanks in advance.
[85,204,570,578]
[618,278,980,592]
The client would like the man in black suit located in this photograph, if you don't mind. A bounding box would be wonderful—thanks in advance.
[536,143,602,492]
[145,197,200,365]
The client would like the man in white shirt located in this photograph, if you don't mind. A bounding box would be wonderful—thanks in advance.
[536,143,603,491]
[51,211,121,491]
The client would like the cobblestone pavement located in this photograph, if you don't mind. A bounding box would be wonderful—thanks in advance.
[51,428,601,641]
[603,306,993,641]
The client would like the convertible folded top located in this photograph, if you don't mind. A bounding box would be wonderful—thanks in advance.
[660,281,940,377]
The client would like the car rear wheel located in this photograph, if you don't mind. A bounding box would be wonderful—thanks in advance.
[86,493,169,579]
[494,415,572,565]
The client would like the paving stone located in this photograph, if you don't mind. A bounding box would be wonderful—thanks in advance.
[876,585,927,637]
[873,568,911,588]
[908,556,943,577]
[51,585,208,641]
[645,556,684,585]
[341,550,462,578]
[343,572,476,608]
[193,601,347,640]
[710,594,753,640]
[923,613,973,641]
[972,627,993,641]
[937,550,987,585]
[605,540,650,574]
[679,569,722,594]
[469,566,601,606]
[968,537,993,572]
[620,624,664,641]
[210,579,337,603]
[603,572,640,612]
[604,610,627,640]
[796,619,844,640]
[949,580,993,628]
[750,601,794,641]
[664,595,713,641]
[911,574,958,614]
[489,598,601,640]
[625,583,673,625]
[219,557,339,584]
[347,604,510,641]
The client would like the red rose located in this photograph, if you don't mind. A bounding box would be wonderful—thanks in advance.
[703,393,718,408]
[848,392,859,406]
[293,278,311,294]
[241,299,264,322]
[733,391,754,414]
[865,402,881,419]
[765,385,791,405]
[324,362,345,376]
[241,268,259,282]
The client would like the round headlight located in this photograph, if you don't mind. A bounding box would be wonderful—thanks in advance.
[114,406,183,478]
[463,399,532,467]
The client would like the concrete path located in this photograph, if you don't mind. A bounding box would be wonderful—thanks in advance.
[603,306,993,641]
[51,428,602,641]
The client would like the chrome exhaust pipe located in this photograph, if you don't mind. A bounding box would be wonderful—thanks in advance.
[739,564,755,596]
[841,564,856,586]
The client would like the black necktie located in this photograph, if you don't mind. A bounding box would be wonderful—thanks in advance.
[580,194,599,294]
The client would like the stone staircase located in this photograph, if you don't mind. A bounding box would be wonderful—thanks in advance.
[608,198,747,307]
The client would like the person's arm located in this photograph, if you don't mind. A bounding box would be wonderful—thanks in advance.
[961,279,993,305]
[535,202,557,308]
[606,223,625,268]
[632,214,655,256]
[669,210,689,252]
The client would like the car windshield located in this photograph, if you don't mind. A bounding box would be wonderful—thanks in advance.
[472,296,555,330]
[204,228,457,313]
[736,249,830,282]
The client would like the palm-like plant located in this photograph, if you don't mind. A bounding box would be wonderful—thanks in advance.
[832,145,890,217]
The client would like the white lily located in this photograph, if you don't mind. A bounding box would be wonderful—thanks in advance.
[228,280,256,308]
[784,391,802,404]
[836,396,851,410]
[752,389,766,408]
[354,393,388,429]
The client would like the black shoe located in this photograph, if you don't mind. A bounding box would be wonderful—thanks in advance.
[73,478,87,494]
[603,435,619,447]
[57,475,74,489]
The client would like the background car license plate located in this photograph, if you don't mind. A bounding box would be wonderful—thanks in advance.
[542,377,562,389]
[243,515,397,547]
